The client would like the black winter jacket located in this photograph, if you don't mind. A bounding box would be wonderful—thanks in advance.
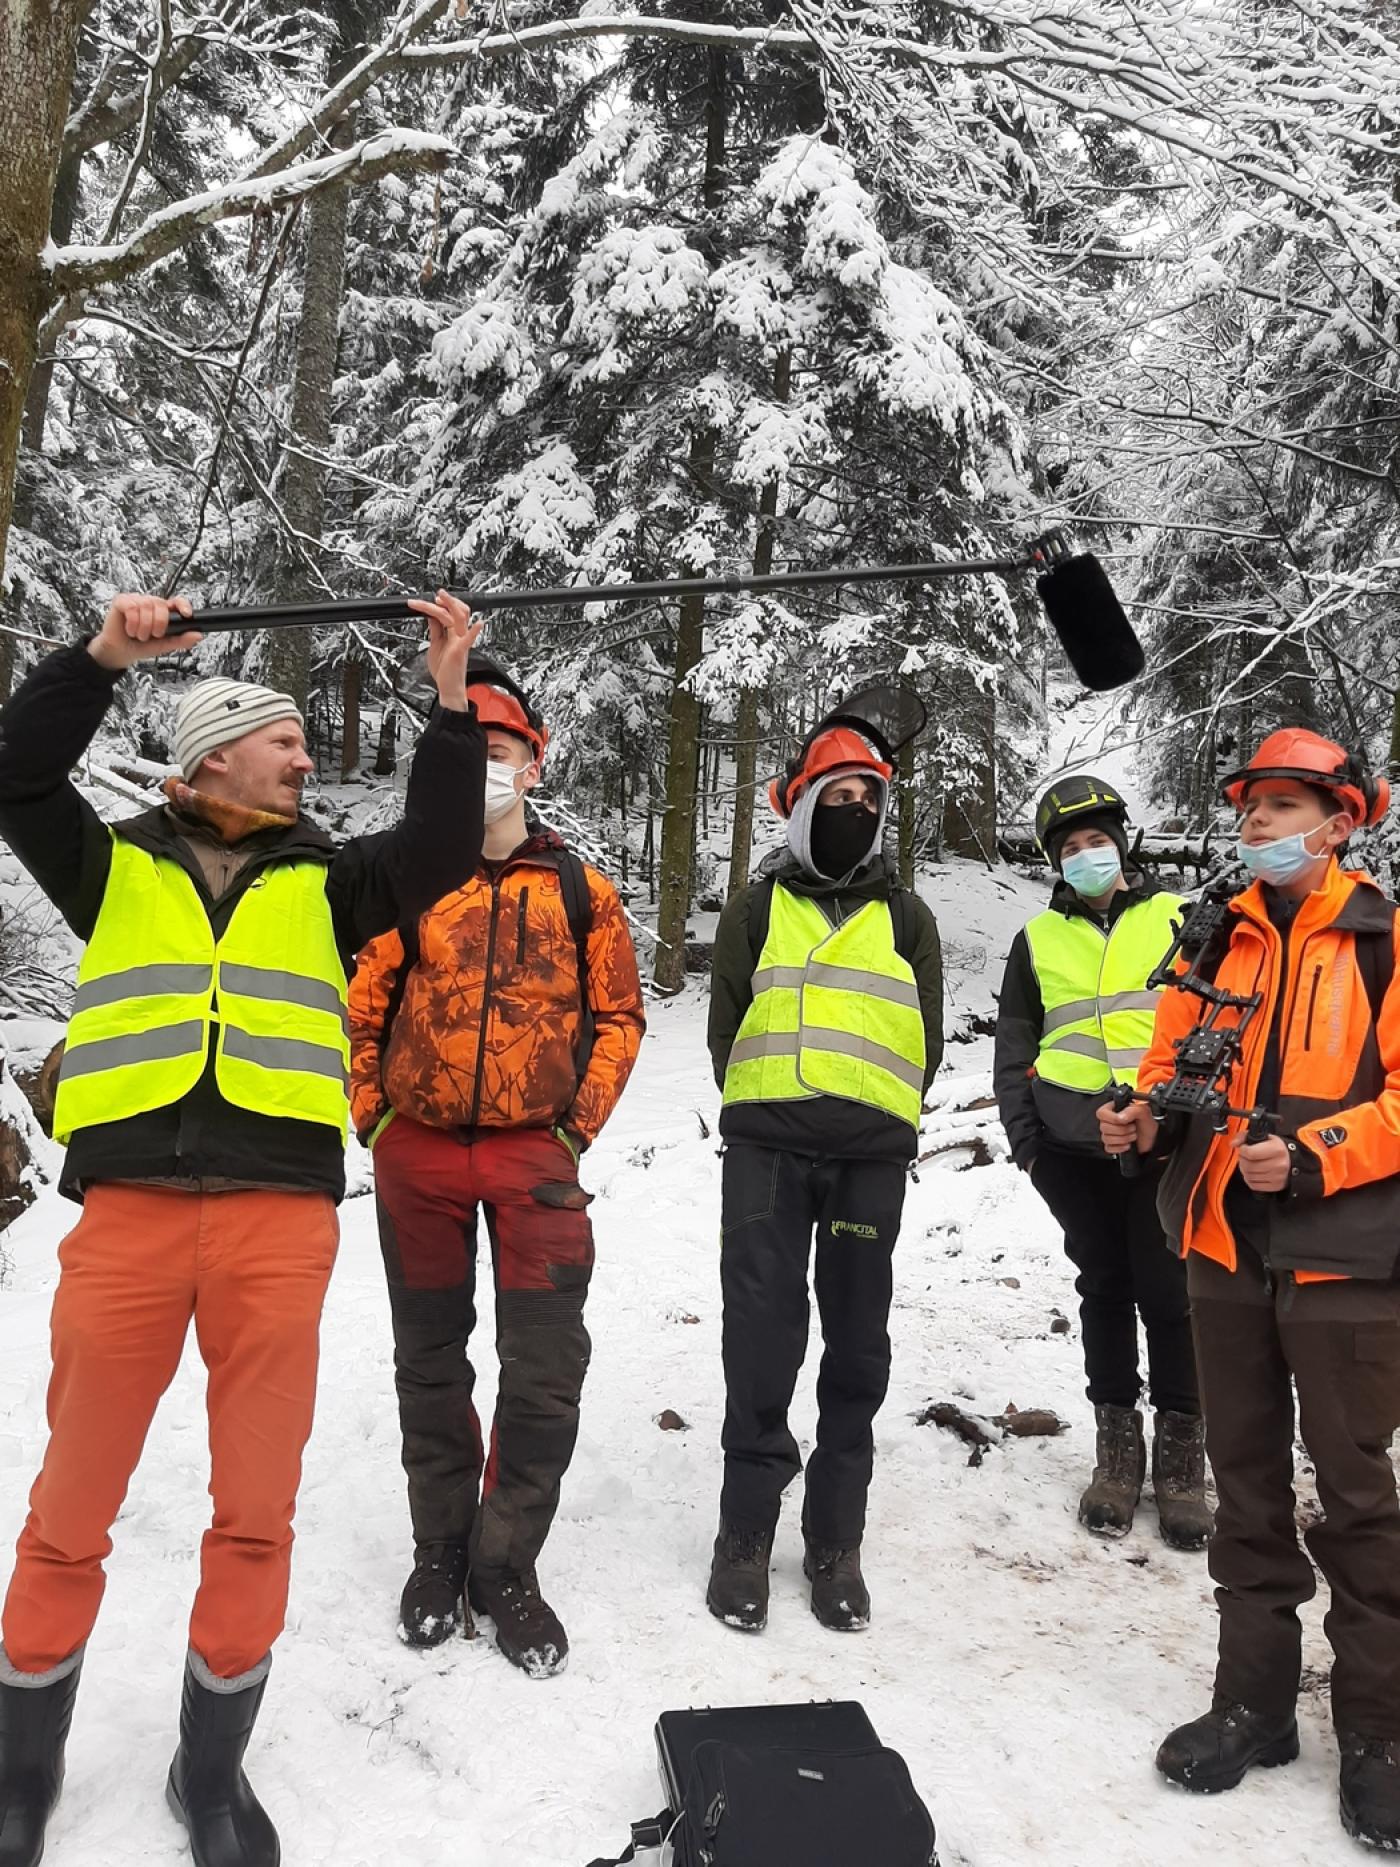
[708,850,944,1164]
[0,643,485,1202]
[993,865,1179,1168]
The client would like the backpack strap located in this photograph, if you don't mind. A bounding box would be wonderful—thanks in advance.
[746,874,777,966]
[889,885,916,963]
[554,846,596,1079]
[377,917,422,1056]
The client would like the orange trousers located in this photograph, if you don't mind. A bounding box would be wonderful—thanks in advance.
[1,1184,338,1679]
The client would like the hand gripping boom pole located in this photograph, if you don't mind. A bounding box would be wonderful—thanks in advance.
[170,530,1146,692]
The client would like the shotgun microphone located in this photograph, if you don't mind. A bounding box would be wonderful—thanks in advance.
[1033,543,1146,692]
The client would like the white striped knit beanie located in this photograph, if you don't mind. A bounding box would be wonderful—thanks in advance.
[173,679,303,782]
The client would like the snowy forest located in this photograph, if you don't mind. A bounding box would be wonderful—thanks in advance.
[2,3,1400,1864]
[5,0,1398,998]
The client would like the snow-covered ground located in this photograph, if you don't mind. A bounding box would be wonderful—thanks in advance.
[0,861,1353,1867]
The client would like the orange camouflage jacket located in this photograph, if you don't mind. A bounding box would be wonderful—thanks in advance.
[1141,863,1400,1282]
[350,832,645,1146]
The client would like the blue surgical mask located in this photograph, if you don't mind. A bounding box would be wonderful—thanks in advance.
[1237,816,1339,887]
[1061,844,1123,898]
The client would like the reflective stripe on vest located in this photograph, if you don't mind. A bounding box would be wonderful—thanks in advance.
[54,837,349,1143]
[722,887,925,1128]
[1024,891,1184,1093]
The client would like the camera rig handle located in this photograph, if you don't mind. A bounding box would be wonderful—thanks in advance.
[1109,1082,1144,1179]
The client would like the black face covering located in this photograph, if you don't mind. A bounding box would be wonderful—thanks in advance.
[811,800,879,878]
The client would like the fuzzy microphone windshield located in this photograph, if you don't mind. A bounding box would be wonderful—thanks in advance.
[1036,552,1145,691]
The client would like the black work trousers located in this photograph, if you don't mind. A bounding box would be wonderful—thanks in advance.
[718,1143,906,1547]
[1191,1238,1400,1737]
[1031,1146,1198,1417]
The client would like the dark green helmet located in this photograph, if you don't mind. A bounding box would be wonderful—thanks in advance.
[1034,774,1129,860]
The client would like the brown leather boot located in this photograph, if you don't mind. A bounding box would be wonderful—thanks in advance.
[706,1520,774,1633]
[803,1541,870,1632]
[1078,1404,1145,1538]
[1153,1411,1212,1551]
[468,1568,567,1679]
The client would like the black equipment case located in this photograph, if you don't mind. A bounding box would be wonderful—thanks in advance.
[587,1700,938,1867]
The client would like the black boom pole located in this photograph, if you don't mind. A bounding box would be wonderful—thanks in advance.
[170,531,1146,691]
[182,551,1028,634]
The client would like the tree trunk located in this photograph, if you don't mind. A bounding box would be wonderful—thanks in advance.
[0,148,80,704]
[21,147,81,455]
[728,349,790,899]
[653,440,712,994]
[0,1,86,582]
[340,655,362,778]
[267,105,356,711]
[728,686,760,898]
[373,699,397,775]
[617,719,630,888]
[653,49,727,993]
[897,734,916,888]
[941,683,997,865]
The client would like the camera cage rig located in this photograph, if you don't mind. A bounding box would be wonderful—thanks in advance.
[1135,868,1277,1143]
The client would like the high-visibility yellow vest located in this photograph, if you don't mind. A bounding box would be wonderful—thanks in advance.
[722,886,926,1129]
[53,837,350,1143]
[1025,891,1183,1093]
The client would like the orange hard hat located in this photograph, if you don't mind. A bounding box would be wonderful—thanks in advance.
[1221,728,1389,827]
[466,653,548,762]
[769,725,893,819]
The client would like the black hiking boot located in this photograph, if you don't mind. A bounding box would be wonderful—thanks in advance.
[1339,1734,1400,1851]
[1155,1700,1299,1794]
[1078,1404,1146,1538]
[467,1568,568,1679]
[706,1520,774,1633]
[802,1541,870,1632]
[1153,1412,1213,1552]
[166,1653,280,1866]
[0,1649,82,1867]
[398,1542,469,1649]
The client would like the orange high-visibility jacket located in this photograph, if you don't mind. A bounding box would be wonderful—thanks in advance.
[1141,863,1400,1281]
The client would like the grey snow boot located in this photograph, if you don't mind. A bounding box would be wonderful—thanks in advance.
[0,1647,82,1867]
[1153,1411,1213,1551]
[1078,1404,1146,1538]
[706,1521,774,1633]
[165,1652,279,1866]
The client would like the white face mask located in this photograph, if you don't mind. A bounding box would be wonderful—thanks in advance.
[484,761,529,823]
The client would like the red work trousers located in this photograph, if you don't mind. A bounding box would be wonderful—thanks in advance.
[2,1183,338,1679]
[372,1117,594,1579]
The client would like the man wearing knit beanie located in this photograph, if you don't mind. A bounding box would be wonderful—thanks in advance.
[174,677,304,782]
[0,589,485,1867]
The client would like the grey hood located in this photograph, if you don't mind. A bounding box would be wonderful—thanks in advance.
[783,765,890,882]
